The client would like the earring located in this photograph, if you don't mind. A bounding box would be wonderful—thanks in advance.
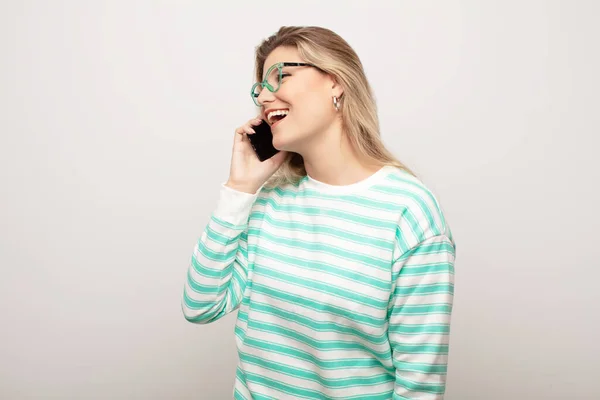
[333,96,340,111]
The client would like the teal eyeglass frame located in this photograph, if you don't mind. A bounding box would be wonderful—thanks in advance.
[251,62,316,106]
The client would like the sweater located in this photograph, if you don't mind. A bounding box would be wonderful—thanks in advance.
[182,165,456,399]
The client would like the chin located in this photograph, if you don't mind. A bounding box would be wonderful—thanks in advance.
[272,140,289,152]
[272,125,311,153]
[273,137,299,153]
[271,132,291,152]
[273,132,308,154]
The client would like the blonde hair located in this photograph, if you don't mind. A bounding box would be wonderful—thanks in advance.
[254,26,417,188]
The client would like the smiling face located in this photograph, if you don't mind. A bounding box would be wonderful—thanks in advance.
[256,46,343,154]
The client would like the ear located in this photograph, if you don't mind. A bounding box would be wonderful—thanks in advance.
[328,74,344,98]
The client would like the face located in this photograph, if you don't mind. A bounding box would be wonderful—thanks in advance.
[255,46,343,153]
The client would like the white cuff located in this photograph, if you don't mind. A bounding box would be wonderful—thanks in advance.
[212,183,260,226]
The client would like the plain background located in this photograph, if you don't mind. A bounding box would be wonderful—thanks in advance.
[1,1,599,399]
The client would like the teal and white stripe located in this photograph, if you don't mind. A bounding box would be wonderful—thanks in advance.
[182,166,456,399]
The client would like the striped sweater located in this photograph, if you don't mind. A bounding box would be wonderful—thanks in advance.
[182,165,456,399]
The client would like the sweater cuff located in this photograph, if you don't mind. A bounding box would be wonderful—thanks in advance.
[212,183,260,227]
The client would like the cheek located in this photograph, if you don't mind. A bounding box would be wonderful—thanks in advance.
[299,96,330,125]
[290,89,328,119]
[277,82,330,129]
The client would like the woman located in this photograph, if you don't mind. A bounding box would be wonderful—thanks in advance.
[182,26,456,399]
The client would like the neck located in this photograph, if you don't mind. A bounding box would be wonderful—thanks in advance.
[299,118,381,186]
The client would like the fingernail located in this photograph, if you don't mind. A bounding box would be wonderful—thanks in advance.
[249,128,255,133]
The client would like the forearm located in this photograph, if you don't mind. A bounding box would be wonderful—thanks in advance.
[181,184,259,323]
[390,234,456,398]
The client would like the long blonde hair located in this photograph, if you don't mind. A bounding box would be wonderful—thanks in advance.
[254,26,417,188]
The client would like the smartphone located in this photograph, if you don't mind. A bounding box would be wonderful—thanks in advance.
[248,119,280,162]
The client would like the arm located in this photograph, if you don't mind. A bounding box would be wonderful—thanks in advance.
[181,183,259,324]
[388,234,456,399]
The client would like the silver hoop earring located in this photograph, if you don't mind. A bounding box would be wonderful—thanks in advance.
[333,96,340,111]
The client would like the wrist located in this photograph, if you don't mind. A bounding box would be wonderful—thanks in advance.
[225,180,259,194]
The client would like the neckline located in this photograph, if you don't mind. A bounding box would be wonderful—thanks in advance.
[303,165,394,194]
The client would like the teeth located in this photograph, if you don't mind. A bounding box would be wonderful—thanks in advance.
[268,109,289,124]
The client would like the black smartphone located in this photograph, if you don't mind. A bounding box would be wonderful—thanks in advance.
[248,119,280,162]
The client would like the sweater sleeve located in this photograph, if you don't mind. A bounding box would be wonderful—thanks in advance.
[181,183,259,324]
[388,234,456,399]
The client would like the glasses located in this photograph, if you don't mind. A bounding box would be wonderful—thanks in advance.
[251,62,316,106]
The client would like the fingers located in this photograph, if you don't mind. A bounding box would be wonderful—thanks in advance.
[251,116,264,125]
[247,117,264,133]
[234,124,254,135]
[233,126,246,146]
[234,117,264,142]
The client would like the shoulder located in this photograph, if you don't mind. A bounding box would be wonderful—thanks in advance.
[378,167,455,252]
[247,179,303,216]
[256,179,301,200]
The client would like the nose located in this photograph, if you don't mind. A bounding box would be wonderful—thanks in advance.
[256,86,275,106]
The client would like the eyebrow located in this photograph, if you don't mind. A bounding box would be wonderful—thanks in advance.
[262,63,301,80]
[261,64,280,81]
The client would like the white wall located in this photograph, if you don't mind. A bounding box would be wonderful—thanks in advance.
[1,1,598,399]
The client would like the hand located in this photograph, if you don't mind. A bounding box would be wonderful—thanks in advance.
[225,116,288,194]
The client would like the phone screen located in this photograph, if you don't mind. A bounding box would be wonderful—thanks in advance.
[248,119,280,161]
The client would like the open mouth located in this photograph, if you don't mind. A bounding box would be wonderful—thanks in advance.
[270,114,287,127]
[267,109,289,126]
